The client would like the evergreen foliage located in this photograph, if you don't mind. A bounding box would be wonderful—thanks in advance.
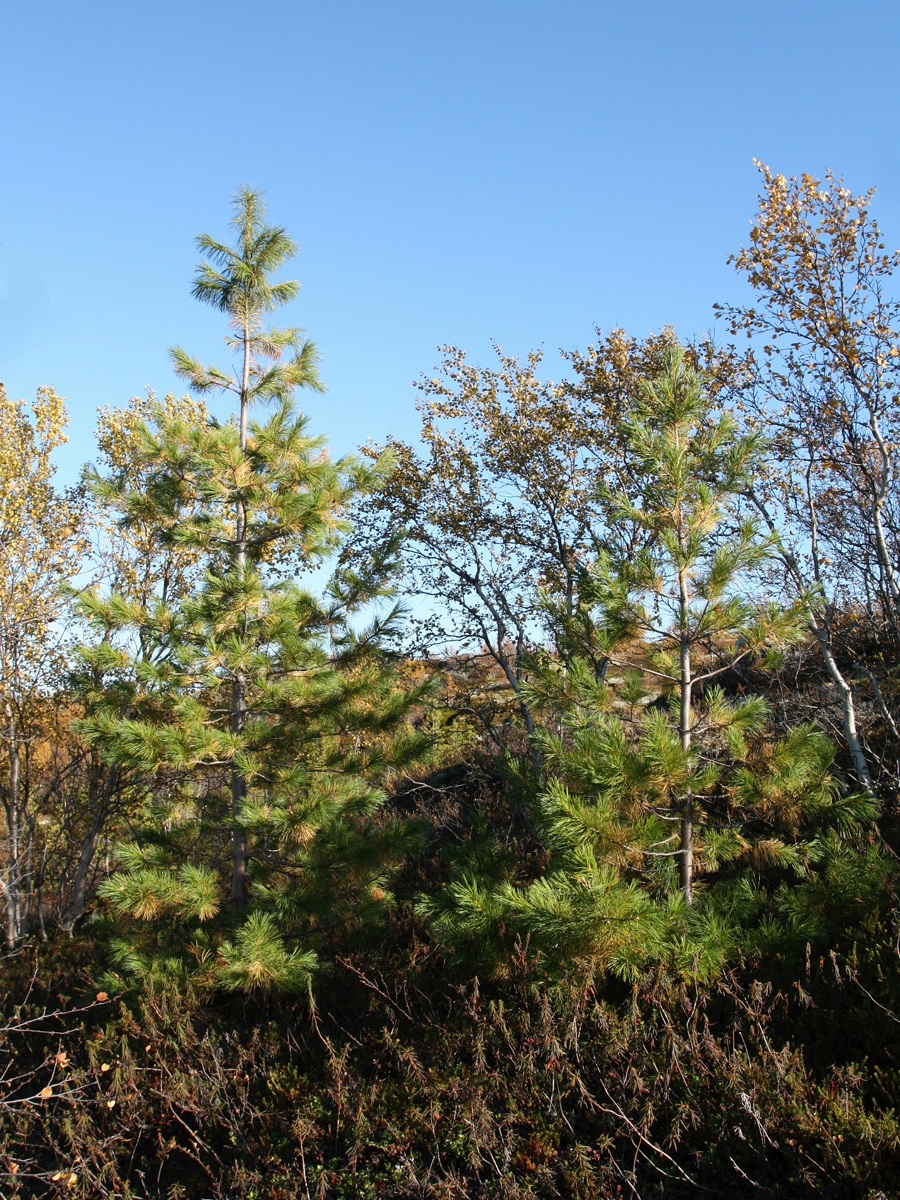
[75,191,429,992]
[422,351,882,983]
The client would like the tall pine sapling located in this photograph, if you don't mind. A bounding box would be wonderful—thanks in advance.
[524,349,878,962]
[171,191,324,908]
[595,347,803,904]
[78,190,428,991]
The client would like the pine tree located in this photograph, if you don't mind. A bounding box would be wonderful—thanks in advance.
[169,188,326,910]
[422,350,878,982]
[523,350,877,964]
[78,190,428,991]
[594,345,803,905]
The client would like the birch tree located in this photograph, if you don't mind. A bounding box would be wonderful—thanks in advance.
[0,385,85,947]
[719,163,900,792]
[350,330,721,761]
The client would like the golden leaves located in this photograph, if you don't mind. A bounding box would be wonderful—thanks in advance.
[0,384,85,652]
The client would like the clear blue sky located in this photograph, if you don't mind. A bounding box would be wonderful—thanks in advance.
[3,1,899,485]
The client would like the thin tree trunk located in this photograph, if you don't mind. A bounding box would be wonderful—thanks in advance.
[3,696,25,948]
[678,567,694,907]
[230,317,252,909]
[0,877,13,951]
[812,623,873,791]
[230,677,248,907]
[745,483,876,793]
[62,765,119,932]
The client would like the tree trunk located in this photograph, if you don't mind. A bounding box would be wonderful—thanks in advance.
[61,765,119,932]
[230,320,252,909]
[746,484,876,794]
[812,623,873,791]
[678,567,694,907]
[230,676,248,907]
[3,698,24,948]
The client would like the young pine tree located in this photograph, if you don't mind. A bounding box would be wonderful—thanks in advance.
[78,190,428,992]
[423,350,878,982]
[595,346,804,905]
[527,350,877,966]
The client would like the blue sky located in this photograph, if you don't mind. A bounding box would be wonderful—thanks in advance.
[3,1,899,485]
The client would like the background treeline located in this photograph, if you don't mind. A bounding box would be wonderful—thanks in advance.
[3,167,900,1198]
